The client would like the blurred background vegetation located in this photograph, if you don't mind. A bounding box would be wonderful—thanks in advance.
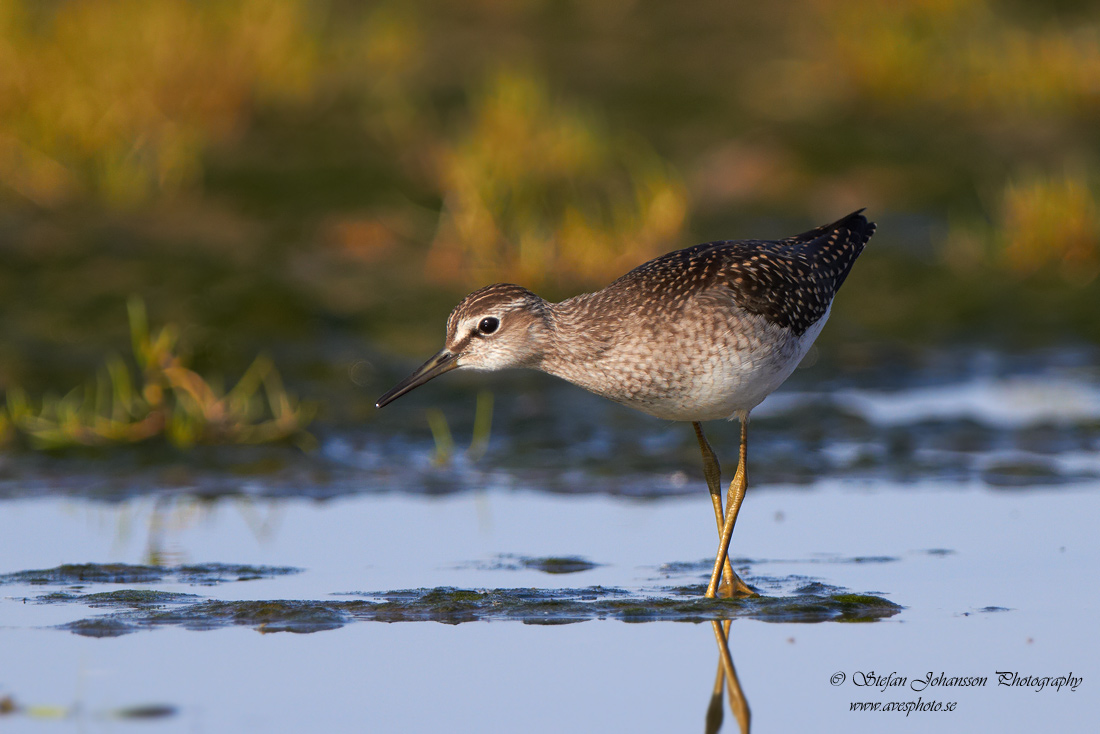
[0,0,1098,438]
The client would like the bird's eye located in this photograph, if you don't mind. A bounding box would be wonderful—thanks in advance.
[478,317,500,334]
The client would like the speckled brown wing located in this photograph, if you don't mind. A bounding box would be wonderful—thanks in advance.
[703,210,874,336]
[607,210,873,336]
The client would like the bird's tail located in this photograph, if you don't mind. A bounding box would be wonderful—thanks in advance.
[784,209,876,291]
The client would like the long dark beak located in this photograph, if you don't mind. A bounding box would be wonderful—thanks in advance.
[375,349,460,408]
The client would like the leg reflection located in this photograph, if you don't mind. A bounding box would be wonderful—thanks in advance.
[705,652,725,734]
[706,620,750,734]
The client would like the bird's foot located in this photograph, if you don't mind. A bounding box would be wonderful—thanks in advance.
[713,570,757,599]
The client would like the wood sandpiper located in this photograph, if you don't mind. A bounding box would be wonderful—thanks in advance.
[376,210,875,598]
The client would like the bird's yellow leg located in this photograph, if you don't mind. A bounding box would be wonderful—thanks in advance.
[692,422,739,598]
[706,417,754,598]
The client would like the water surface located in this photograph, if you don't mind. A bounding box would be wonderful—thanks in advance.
[2,353,1097,732]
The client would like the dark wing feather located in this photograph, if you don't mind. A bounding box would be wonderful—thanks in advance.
[712,210,874,335]
[611,210,875,335]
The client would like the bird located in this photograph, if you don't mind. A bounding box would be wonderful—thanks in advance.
[376,210,875,598]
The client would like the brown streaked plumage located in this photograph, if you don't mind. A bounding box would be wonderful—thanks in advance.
[377,210,875,598]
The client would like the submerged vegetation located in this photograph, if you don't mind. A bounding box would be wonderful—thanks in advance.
[24,582,902,634]
[1,299,313,450]
[0,563,301,586]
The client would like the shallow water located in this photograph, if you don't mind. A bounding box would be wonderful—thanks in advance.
[1,351,1098,732]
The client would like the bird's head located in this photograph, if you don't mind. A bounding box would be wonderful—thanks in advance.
[375,283,550,408]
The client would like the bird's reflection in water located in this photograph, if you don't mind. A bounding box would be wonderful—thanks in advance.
[705,620,750,734]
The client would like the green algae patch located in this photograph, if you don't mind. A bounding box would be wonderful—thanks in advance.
[149,600,358,633]
[175,564,301,585]
[5,564,164,585]
[737,594,902,624]
[522,556,600,574]
[81,590,201,608]
[111,705,178,720]
[35,592,82,603]
[356,587,607,625]
[794,582,843,595]
[421,588,487,604]
[58,599,370,636]
[60,617,140,638]
[345,586,902,625]
[1,563,301,587]
[983,460,1067,487]
[47,586,901,635]
[367,588,493,623]
[459,554,601,574]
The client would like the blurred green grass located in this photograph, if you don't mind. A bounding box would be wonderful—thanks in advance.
[3,298,313,449]
[0,0,1098,421]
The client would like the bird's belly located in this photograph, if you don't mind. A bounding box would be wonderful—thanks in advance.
[618,358,783,421]
[598,310,829,422]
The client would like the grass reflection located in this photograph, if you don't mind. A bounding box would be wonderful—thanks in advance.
[426,390,494,466]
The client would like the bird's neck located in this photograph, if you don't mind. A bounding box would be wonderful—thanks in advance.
[536,292,625,393]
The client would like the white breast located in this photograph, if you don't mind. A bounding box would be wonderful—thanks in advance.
[632,305,831,422]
